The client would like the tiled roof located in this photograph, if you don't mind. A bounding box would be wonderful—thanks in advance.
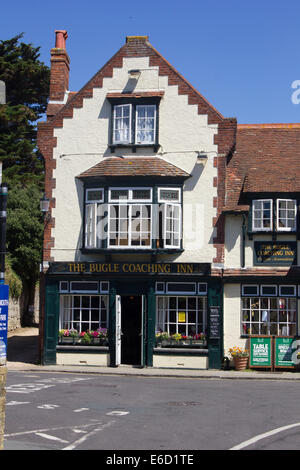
[77,156,191,179]
[224,124,300,212]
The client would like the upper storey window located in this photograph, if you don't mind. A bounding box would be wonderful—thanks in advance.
[112,104,157,145]
[251,198,297,232]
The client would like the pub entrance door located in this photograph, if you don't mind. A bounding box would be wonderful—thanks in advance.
[115,295,145,366]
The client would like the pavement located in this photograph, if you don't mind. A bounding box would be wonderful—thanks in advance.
[5,327,300,380]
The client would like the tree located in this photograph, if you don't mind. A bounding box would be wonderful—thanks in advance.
[0,33,50,187]
[0,34,50,325]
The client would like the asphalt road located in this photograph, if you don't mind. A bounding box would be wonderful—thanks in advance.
[3,370,300,452]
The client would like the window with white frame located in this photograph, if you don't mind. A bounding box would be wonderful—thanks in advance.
[60,295,109,333]
[112,103,157,145]
[252,199,273,231]
[158,188,181,249]
[84,186,182,250]
[277,199,297,231]
[252,198,298,232]
[136,105,156,144]
[156,296,207,337]
[241,284,297,336]
[113,104,132,144]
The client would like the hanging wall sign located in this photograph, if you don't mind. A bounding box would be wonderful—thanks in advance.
[209,307,220,339]
[254,241,297,266]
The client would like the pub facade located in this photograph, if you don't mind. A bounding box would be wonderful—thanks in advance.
[37,31,237,369]
[38,30,300,370]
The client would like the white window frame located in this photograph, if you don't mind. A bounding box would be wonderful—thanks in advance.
[113,104,132,144]
[279,285,296,297]
[135,104,156,144]
[166,282,196,295]
[241,296,297,336]
[59,281,69,293]
[158,187,181,203]
[242,285,259,296]
[198,283,208,295]
[163,203,181,249]
[156,296,207,337]
[59,294,109,332]
[108,187,152,249]
[69,281,99,294]
[260,285,277,297]
[155,282,165,294]
[252,199,273,232]
[276,199,297,232]
[86,188,104,204]
[108,187,152,203]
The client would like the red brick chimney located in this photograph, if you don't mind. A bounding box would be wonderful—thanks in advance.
[49,30,70,102]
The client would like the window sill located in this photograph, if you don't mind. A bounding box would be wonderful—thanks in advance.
[109,143,160,153]
[153,347,208,355]
[81,248,184,254]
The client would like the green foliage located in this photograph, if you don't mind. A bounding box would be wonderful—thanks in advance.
[6,183,43,285]
[0,33,50,296]
[5,256,22,299]
[0,33,50,189]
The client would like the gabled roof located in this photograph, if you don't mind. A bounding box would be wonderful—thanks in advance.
[45,36,225,126]
[77,156,191,179]
[224,124,300,212]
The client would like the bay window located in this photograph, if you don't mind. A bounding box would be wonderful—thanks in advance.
[84,186,182,250]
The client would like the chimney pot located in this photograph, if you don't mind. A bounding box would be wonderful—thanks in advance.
[55,30,68,49]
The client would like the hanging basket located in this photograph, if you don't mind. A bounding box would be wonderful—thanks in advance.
[233,356,249,371]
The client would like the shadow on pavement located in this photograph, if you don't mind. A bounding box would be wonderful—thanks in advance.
[7,331,39,365]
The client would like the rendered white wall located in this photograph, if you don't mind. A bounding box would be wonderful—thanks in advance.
[51,57,218,263]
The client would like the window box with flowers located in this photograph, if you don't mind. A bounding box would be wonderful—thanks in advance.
[58,328,108,346]
[155,332,207,348]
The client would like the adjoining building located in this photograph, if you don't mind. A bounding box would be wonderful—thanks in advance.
[37,30,300,370]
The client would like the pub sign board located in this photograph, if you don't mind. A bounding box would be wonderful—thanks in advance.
[48,262,211,276]
[0,284,9,364]
[249,336,272,368]
[209,306,220,339]
[274,337,295,368]
[254,241,297,266]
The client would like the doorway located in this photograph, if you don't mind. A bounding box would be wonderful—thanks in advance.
[121,296,142,365]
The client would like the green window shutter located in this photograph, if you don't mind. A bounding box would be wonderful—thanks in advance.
[43,281,59,365]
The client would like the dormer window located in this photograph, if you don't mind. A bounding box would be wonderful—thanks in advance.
[251,198,297,232]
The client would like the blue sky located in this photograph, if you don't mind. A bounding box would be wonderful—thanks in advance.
[2,0,300,123]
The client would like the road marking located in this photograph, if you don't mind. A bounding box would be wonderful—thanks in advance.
[106,411,129,416]
[35,433,69,444]
[230,422,300,450]
[37,404,60,410]
[6,401,30,406]
[5,421,112,439]
[63,421,115,450]
[6,383,55,394]
[73,408,89,413]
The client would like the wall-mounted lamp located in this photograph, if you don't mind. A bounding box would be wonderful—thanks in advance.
[196,151,208,165]
[128,69,141,79]
[40,193,50,221]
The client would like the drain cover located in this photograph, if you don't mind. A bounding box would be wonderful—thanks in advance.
[167,401,201,407]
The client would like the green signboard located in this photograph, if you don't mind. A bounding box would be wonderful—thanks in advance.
[274,337,295,368]
[254,241,297,266]
[250,336,272,368]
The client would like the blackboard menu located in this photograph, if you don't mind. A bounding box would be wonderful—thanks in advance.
[209,307,220,339]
